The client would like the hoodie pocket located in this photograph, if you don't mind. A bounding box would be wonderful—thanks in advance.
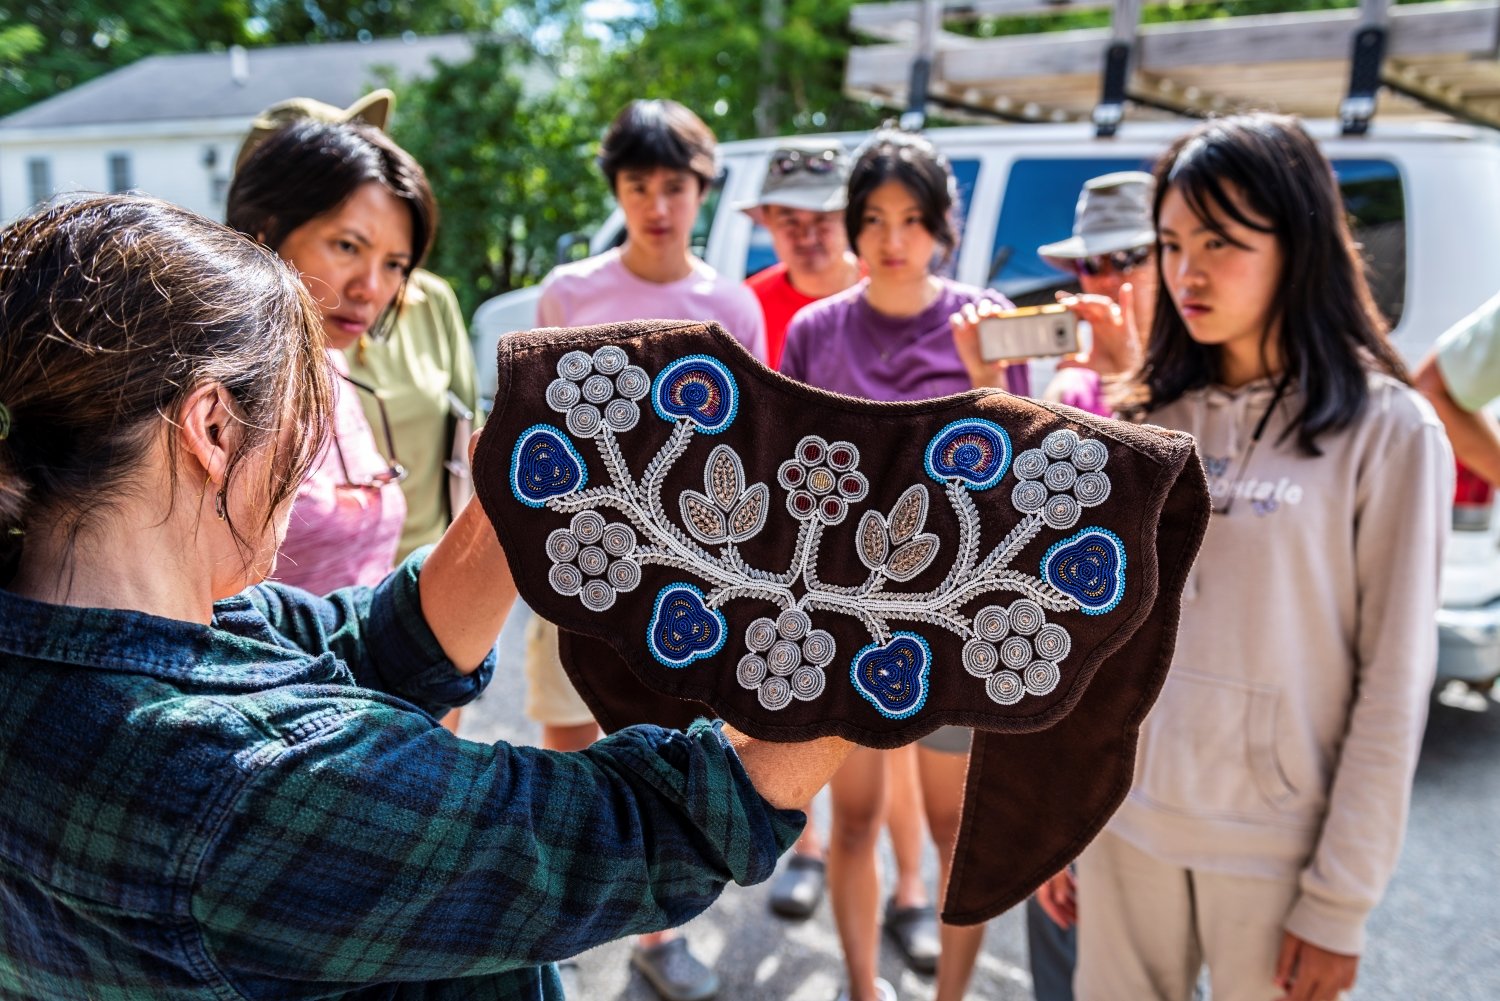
[1138,671,1298,819]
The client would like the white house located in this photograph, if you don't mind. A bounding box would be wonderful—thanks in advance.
[0,34,477,224]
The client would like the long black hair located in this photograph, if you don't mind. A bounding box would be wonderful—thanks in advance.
[1138,113,1407,455]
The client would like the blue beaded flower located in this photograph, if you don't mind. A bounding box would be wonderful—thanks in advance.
[647,583,728,668]
[924,418,1011,491]
[652,354,738,434]
[510,424,587,508]
[850,632,931,720]
[1043,527,1127,615]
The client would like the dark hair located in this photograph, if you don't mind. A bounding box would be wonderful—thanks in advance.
[226,119,437,338]
[1137,113,1407,454]
[0,194,333,585]
[845,129,958,262]
[597,99,719,193]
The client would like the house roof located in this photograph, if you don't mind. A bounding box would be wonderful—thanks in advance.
[0,34,481,131]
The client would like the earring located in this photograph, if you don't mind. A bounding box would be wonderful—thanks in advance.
[214,488,227,521]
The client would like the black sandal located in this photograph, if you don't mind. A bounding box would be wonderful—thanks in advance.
[883,896,940,974]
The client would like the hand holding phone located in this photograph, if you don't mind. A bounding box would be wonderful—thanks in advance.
[976,305,1081,363]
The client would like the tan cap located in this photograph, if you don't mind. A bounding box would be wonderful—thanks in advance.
[1037,170,1156,262]
[234,88,395,172]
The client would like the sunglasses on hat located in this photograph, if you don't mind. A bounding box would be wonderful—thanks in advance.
[773,148,841,177]
[1075,246,1152,277]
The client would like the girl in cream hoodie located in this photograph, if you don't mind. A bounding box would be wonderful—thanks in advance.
[1039,114,1452,1001]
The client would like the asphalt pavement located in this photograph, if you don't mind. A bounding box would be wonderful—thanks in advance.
[460,601,1500,1000]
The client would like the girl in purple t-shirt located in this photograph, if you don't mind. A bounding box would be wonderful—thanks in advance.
[783,130,1021,1001]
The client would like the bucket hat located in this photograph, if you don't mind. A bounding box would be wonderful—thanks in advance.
[736,139,851,219]
[1037,170,1156,262]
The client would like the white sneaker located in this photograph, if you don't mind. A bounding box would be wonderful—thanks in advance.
[835,977,897,1001]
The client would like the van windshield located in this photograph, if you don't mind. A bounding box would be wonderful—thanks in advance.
[991,157,1406,329]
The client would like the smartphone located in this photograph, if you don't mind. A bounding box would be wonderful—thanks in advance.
[977,305,1080,362]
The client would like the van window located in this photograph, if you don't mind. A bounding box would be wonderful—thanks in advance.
[990,157,1407,326]
[745,157,982,280]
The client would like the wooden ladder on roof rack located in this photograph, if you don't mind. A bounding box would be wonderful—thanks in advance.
[849,0,1500,134]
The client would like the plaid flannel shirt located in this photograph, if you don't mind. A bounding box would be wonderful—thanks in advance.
[0,549,801,999]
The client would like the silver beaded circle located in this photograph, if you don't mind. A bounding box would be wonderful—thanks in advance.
[601,523,636,557]
[745,617,778,653]
[999,635,1033,670]
[777,608,812,642]
[1025,660,1061,696]
[604,398,639,433]
[1043,493,1081,530]
[802,629,836,666]
[545,529,580,563]
[571,511,606,545]
[973,605,1011,642]
[1074,471,1111,507]
[592,345,628,375]
[616,366,650,400]
[566,403,602,438]
[1012,480,1048,513]
[557,350,592,381]
[546,378,581,412]
[1008,599,1044,634]
[1013,448,1049,479]
[737,654,768,688]
[580,580,615,611]
[963,639,1000,677]
[1033,623,1072,661]
[767,639,801,675]
[581,374,614,404]
[1043,461,1078,492]
[548,563,583,596]
[1072,438,1108,472]
[1042,429,1079,459]
[759,676,793,710]
[606,559,641,592]
[790,665,826,701]
[577,545,608,576]
[987,670,1026,706]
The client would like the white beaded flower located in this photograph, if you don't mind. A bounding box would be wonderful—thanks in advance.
[546,510,642,611]
[1010,429,1111,530]
[961,598,1070,705]
[777,435,869,527]
[546,345,651,438]
[736,608,836,710]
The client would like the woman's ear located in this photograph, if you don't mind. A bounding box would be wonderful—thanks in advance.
[178,384,241,486]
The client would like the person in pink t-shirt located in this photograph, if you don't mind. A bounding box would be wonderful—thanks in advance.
[527,99,755,1001]
[227,120,433,595]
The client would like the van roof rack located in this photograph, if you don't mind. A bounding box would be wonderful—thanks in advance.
[847,0,1500,135]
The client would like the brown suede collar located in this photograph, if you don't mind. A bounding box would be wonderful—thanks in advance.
[474,319,1209,923]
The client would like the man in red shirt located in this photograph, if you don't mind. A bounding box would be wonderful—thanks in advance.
[740,139,863,369]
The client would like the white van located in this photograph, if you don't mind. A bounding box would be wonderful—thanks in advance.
[471,119,1500,689]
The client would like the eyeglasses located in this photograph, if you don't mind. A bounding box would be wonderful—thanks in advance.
[772,148,841,177]
[334,372,407,490]
[1075,246,1152,278]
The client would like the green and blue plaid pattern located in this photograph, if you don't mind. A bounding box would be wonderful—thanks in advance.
[0,550,800,999]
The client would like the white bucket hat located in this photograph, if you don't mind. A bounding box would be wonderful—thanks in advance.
[1037,170,1156,262]
[736,139,851,219]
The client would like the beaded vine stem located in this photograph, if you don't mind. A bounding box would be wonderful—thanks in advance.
[512,345,1126,717]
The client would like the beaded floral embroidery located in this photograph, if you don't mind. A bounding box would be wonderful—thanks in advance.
[509,345,1128,718]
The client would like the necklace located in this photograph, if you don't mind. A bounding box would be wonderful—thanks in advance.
[1211,372,1292,517]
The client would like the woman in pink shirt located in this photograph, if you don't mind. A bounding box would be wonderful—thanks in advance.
[227,120,435,594]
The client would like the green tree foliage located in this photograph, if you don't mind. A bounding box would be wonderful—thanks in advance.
[384,36,609,317]
[244,0,494,45]
[0,0,253,117]
[585,0,883,141]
